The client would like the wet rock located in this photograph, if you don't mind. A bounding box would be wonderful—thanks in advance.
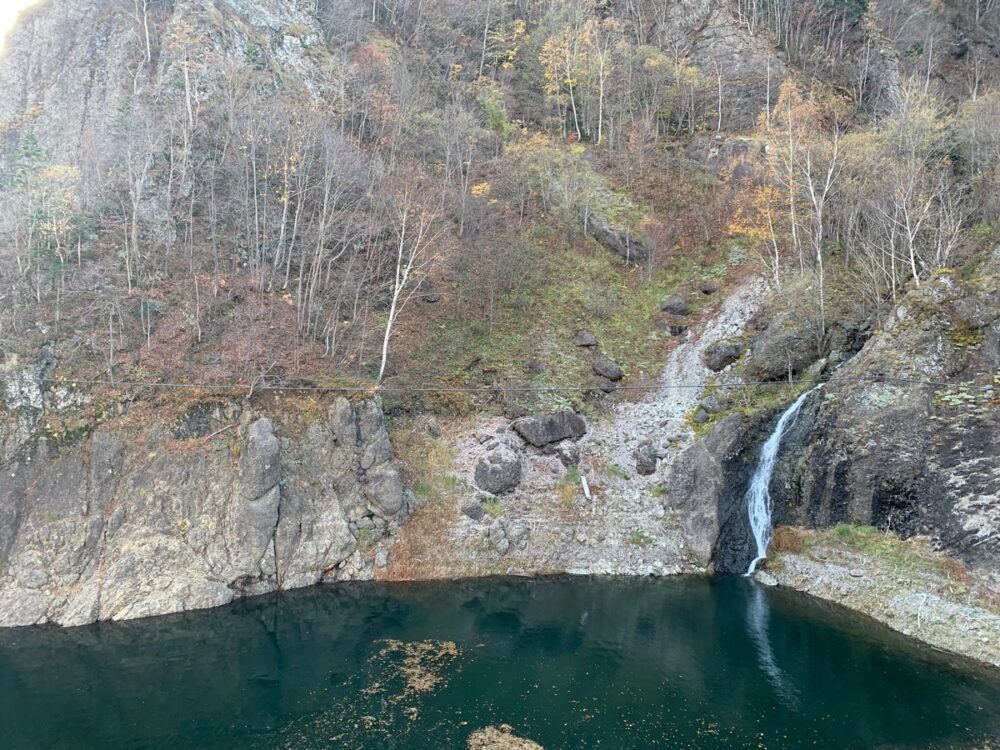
[661,295,691,316]
[592,355,623,381]
[703,341,743,372]
[513,411,587,447]
[474,444,522,494]
[756,571,778,587]
[574,330,598,347]
[634,441,659,476]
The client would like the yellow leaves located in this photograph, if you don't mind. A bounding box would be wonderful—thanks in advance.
[470,182,491,197]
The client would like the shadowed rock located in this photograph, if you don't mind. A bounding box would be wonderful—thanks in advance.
[513,411,587,447]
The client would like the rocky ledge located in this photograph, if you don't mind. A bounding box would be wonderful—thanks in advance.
[766,528,1000,667]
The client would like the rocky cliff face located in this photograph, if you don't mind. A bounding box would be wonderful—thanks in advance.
[771,265,1000,578]
[0,363,408,625]
[670,255,1000,582]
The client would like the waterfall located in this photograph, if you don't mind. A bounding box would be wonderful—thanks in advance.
[745,385,822,576]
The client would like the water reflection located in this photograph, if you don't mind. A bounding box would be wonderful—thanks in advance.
[747,583,801,709]
[0,577,997,750]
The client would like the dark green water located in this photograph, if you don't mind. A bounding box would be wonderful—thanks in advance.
[1,577,998,750]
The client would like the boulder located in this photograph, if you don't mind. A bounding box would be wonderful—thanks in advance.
[364,466,405,518]
[699,392,731,415]
[487,518,514,554]
[703,341,743,372]
[661,295,691,316]
[597,379,617,394]
[668,325,689,337]
[574,330,598,347]
[745,311,818,381]
[592,355,623,381]
[513,411,587,447]
[634,441,659,476]
[474,444,522,494]
[699,281,719,295]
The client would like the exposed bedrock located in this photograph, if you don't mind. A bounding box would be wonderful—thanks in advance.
[669,269,1000,581]
[0,387,406,626]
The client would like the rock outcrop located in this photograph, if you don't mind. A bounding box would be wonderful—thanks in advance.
[513,411,587,448]
[668,264,1000,581]
[0,382,406,626]
[770,271,1000,576]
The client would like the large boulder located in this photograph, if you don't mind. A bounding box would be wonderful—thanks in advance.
[661,295,691,316]
[474,444,522,494]
[592,355,623,381]
[703,341,743,372]
[745,311,819,381]
[513,411,587,448]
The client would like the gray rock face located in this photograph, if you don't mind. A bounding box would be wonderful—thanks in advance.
[474,444,523,495]
[665,415,745,567]
[513,411,587,448]
[768,274,1000,574]
[592,356,623,382]
[661,296,691,316]
[0,395,404,627]
[703,341,743,372]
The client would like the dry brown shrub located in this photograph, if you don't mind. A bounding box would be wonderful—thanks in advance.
[770,526,807,554]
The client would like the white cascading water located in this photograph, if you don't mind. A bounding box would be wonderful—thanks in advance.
[745,385,822,576]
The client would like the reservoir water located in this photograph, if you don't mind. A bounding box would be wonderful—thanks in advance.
[1,576,997,749]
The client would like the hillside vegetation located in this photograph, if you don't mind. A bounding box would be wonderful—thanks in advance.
[1,0,1000,418]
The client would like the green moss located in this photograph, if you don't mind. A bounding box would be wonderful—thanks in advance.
[948,322,984,350]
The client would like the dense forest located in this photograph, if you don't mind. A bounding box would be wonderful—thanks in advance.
[2,0,1000,414]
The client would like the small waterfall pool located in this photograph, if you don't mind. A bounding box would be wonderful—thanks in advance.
[1,576,998,749]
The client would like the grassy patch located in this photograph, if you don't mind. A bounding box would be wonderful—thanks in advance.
[397,224,717,414]
[628,530,653,547]
[607,463,630,480]
[483,498,505,518]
